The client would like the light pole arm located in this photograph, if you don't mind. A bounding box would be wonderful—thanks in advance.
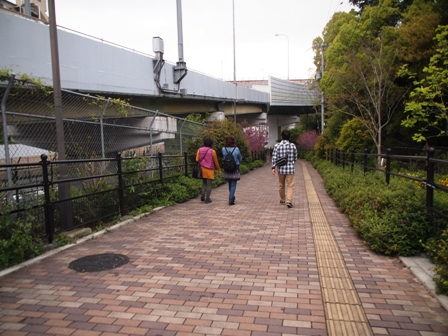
[275,34,289,80]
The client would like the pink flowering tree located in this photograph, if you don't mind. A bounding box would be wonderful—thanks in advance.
[241,121,268,153]
[296,130,318,151]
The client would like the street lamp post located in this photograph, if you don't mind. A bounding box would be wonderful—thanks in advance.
[314,43,327,133]
[233,0,237,125]
[275,33,289,80]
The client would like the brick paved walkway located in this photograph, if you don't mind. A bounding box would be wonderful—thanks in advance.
[1,161,447,336]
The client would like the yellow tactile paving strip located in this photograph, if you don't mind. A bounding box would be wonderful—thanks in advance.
[302,162,374,336]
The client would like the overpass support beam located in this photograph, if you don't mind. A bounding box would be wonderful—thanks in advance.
[266,115,300,147]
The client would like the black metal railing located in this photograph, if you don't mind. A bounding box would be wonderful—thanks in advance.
[324,147,448,223]
[0,152,193,243]
[1,149,268,243]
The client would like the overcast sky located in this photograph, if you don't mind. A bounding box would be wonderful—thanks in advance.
[54,0,354,81]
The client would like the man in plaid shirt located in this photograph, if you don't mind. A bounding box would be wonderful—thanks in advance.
[271,130,298,208]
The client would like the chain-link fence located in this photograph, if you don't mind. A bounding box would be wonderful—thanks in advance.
[1,74,204,187]
[1,74,204,161]
[1,74,205,241]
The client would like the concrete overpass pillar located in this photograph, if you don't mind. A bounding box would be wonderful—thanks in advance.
[208,112,226,122]
[266,115,300,147]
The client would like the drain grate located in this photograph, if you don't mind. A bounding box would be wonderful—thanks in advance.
[69,253,129,272]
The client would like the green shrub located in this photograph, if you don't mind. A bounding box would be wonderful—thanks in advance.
[53,234,76,248]
[71,183,118,226]
[187,119,250,162]
[212,172,226,188]
[424,228,448,295]
[314,161,430,256]
[239,164,250,175]
[0,210,44,270]
[163,175,205,204]
[358,206,428,255]
[163,183,189,204]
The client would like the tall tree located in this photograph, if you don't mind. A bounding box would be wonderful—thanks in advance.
[396,0,441,75]
[349,0,413,12]
[321,0,408,165]
[399,26,448,144]
[349,0,379,11]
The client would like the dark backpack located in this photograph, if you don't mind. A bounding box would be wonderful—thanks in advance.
[223,148,237,173]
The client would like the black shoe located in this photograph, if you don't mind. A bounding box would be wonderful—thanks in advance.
[280,200,285,204]
[229,200,235,205]
[200,196,205,202]
[286,203,293,208]
[205,199,212,204]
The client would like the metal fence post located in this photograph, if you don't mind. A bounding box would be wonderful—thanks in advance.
[184,151,188,176]
[426,147,435,223]
[1,73,15,197]
[363,148,368,175]
[116,152,125,217]
[100,98,110,159]
[386,148,391,185]
[158,152,164,185]
[41,154,54,244]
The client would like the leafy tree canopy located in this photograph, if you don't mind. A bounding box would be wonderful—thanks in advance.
[349,0,413,13]
[187,118,250,161]
[399,25,448,144]
[396,0,440,72]
[336,118,373,151]
[319,0,407,165]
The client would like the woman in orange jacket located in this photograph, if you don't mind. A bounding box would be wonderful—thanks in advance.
[196,138,221,204]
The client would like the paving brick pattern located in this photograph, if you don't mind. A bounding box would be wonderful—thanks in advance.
[0,161,447,336]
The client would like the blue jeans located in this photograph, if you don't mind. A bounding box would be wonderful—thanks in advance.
[228,180,237,201]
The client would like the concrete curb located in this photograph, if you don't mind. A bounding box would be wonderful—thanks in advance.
[0,206,165,280]
[400,255,448,312]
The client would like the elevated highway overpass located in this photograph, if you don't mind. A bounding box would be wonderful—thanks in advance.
[0,9,319,150]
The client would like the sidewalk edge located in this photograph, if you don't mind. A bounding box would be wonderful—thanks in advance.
[400,255,448,312]
[0,206,165,279]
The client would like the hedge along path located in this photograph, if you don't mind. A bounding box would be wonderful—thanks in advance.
[302,161,373,336]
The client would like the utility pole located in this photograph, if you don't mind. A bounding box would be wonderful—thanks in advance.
[48,0,72,230]
[48,0,65,162]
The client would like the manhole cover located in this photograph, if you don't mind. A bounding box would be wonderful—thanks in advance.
[69,253,129,272]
